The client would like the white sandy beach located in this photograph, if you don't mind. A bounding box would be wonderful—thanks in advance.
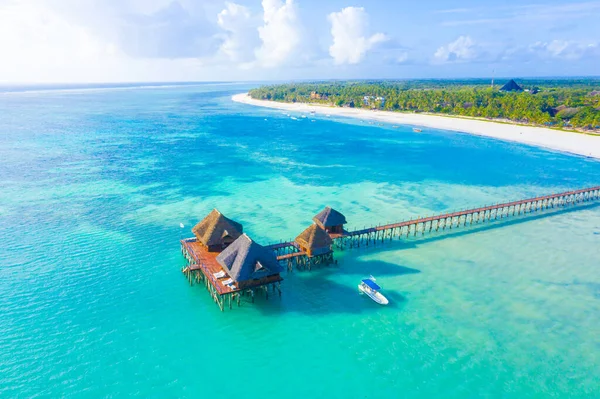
[232,93,600,160]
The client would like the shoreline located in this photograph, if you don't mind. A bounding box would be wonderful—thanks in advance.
[232,93,600,160]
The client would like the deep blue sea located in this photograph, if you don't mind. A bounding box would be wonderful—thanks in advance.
[1,83,600,398]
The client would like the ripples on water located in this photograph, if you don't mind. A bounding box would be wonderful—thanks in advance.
[1,84,599,398]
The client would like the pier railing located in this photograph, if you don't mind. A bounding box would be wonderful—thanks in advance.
[262,187,600,253]
[337,186,600,249]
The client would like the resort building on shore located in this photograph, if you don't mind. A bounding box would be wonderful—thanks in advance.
[182,209,283,311]
[310,91,329,100]
[362,96,386,107]
[499,79,524,92]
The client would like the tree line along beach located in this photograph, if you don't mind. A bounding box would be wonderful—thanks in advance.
[233,79,600,160]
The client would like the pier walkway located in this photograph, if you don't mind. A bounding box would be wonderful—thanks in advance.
[337,186,600,249]
[264,186,600,254]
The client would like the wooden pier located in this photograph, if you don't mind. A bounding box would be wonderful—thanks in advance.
[265,241,335,271]
[335,186,600,249]
[262,186,600,258]
[181,186,599,309]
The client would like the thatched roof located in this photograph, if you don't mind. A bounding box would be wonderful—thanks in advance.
[216,234,282,282]
[313,206,347,228]
[556,107,580,119]
[295,224,333,251]
[499,79,523,92]
[192,209,243,246]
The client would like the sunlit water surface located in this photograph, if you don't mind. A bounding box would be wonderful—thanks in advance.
[1,84,599,398]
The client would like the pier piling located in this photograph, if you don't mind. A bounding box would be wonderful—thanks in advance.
[325,186,600,251]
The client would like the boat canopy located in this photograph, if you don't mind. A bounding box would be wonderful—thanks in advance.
[361,279,380,291]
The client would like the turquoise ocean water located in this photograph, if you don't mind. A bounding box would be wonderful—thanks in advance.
[1,83,599,398]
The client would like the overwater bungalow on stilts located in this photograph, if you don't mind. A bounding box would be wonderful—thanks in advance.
[181,209,283,311]
[313,206,348,238]
[217,234,283,292]
[293,223,335,270]
[191,208,242,252]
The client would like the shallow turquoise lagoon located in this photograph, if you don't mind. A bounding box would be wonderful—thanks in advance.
[1,84,599,398]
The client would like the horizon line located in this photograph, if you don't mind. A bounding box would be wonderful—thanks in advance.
[2,75,600,87]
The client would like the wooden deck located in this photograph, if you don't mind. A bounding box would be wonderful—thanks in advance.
[265,242,295,250]
[328,231,350,240]
[181,239,284,296]
[182,240,236,294]
[277,251,307,261]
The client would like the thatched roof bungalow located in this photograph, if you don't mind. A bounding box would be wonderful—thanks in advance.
[216,234,283,289]
[192,209,243,252]
[312,206,347,234]
[295,224,333,257]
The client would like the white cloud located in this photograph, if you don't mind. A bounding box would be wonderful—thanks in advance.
[0,0,233,82]
[0,0,312,82]
[498,39,600,64]
[30,0,221,59]
[328,7,387,65]
[113,2,220,59]
[441,2,600,27]
[6,0,597,83]
[433,35,478,63]
[528,40,599,61]
[0,2,119,82]
[217,2,260,64]
[0,0,248,83]
[255,0,302,67]
[396,52,409,64]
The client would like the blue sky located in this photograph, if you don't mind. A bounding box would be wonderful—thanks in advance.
[0,0,599,83]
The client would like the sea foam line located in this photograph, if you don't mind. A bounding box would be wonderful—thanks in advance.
[233,92,600,161]
[0,82,238,96]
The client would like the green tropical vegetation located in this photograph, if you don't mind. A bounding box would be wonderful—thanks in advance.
[248,79,600,132]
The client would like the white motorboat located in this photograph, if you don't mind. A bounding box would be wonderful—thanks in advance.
[358,276,389,305]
